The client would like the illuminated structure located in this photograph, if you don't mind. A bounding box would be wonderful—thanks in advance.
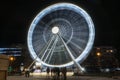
[82,46,119,72]
[27,3,95,72]
[0,48,22,56]
[0,47,24,72]
[95,46,118,68]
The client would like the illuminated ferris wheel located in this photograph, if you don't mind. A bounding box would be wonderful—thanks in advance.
[27,3,95,70]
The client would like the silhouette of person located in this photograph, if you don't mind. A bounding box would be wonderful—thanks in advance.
[25,68,30,77]
[56,68,60,78]
[61,67,67,80]
[46,67,50,75]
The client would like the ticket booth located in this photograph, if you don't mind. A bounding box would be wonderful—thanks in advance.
[0,54,9,80]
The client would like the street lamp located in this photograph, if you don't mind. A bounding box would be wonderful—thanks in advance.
[20,63,24,72]
[9,56,14,61]
[8,56,15,75]
[96,52,101,57]
[96,52,101,70]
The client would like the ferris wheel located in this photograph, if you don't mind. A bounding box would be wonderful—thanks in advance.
[27,3,95,70]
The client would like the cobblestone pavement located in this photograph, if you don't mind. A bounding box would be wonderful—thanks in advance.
[7,75,120,80]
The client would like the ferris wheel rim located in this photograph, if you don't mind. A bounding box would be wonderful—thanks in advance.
[27,2,95,67]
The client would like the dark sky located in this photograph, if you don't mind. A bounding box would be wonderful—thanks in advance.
[0,0,120,48]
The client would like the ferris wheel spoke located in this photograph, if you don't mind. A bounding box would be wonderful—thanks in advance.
[32,38,41,45]
[33,41,43,53]
[70,40,83,50]
[63,37,84,51]
[72,37,87,46]
[64,52,72,62]
[73,32,88,37]
[67,45,78,58]
[63,34,87,46]
[76,38,87,44]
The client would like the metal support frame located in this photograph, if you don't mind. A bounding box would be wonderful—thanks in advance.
[28,35,55,69]
[28,33,83,73]
[58,33,83,72]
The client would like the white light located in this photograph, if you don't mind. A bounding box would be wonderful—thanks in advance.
[27,2,95,68]
[35,62,41,66]
[52,26,59,34]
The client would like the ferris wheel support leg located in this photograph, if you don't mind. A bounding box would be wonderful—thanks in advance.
[41,35,55,60]
[27,35,55,69]
[58,33,83,72]
[44,35,58,62]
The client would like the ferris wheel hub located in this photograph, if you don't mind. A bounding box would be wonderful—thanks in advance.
[52,26,59,34]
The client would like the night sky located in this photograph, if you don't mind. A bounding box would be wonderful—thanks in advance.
[0,0,120,48]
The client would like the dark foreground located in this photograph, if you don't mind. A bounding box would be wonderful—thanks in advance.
[7,74,120,80]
